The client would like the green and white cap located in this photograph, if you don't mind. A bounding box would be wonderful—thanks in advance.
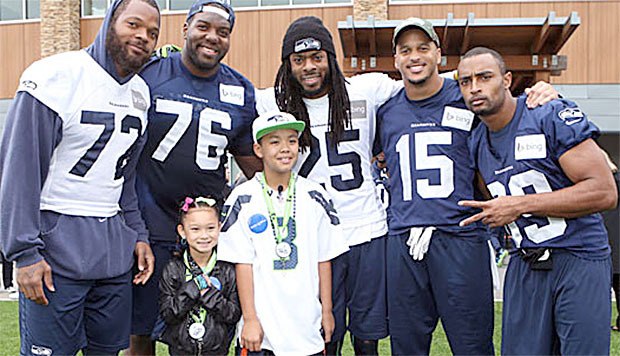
[253,111,306,143]
[392,17,440,50]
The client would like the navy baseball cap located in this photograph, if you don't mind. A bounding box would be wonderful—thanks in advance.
[186,0,235,31]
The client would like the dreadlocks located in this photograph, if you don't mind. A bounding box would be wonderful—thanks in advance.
[274,53,351,150]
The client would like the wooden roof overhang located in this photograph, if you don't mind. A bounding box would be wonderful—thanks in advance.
[338,12,580,94]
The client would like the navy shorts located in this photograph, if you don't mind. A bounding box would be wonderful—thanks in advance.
[131,240,178,335]
[19,271,132,355]
[332,236,387,341]
[386,230,494,356]
[502,250,611,355]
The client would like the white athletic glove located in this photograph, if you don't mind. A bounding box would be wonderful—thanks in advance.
[406,227,436,261]
[488,240,500,291]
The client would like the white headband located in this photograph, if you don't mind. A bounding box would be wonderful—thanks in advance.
[200,5,230,21]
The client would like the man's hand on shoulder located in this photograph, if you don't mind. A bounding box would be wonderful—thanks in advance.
[154,44,182,59]
[524,81,559,108]
[133,241,154,285]
[17,259,54,305]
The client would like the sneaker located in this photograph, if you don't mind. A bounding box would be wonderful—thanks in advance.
[496,249,509,267]
[5,286,16,293]
[8,291,19,300]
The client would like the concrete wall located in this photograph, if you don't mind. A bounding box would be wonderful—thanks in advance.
[554,84,620,133]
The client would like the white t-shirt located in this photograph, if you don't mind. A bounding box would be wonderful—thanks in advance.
[218,173,349,355]
[255,73,402,246]
[18,50,150,217]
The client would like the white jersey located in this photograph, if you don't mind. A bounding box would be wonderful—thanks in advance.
[255,73,402,246]
[218,173,348,355]
[18,50,150,217]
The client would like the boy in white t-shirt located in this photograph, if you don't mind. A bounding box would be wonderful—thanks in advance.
[218,111,349,356]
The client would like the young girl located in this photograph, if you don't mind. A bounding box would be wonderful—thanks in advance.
[159,196,241,355]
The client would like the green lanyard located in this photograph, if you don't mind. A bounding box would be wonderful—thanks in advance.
[259,173,296,244]
[184,250,217,324]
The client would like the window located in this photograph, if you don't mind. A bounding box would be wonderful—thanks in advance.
[389,0,523,3]
[0,0,38,21]
[230,0,348,8]
[26,0,38,18]
[0,0,22,20]
[82,0,107,16]
[169,0,193,11]
[81,0,350,16]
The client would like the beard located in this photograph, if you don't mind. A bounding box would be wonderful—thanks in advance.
[299,72,330,98]
[406,71,432,86]
[301,81,328,98]
[106,27,149,77]
[470,93,505,116]
[471,105,501,116]
[185,37,227,74]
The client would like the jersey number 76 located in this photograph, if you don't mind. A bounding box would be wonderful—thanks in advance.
[150,98,231,170]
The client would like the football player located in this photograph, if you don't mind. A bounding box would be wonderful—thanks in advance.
[129,1,261,354]
[256,17,402,355]
[375,18,558,355]
[0,0,160,354]
[458,46,617,355]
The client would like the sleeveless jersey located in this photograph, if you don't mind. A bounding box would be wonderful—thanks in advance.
[469,97,609,258]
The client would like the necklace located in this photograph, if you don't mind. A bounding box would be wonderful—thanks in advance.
[258,173,296,259]
[183,250,217,341]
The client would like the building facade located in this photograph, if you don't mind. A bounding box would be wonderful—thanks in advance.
[0,0,618,158]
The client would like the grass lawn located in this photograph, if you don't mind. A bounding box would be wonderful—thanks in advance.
[1,301,618,355]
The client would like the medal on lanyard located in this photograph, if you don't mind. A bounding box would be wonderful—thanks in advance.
[183,250,217,340]
[189,321,206,340]
[259,173,296,259]
[275,241,292,258]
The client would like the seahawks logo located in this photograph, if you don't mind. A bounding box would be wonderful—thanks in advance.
[557,107,584,125]
[267,114,286,122]
[295,38,321,53]
[31,345,52,356]
[20,80,37,90]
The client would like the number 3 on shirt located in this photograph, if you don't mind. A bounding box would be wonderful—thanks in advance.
[395,131,454,200]
[151,99,230,169]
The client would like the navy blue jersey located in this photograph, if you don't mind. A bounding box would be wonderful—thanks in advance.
[469,97,609,257]
[138,53,256,242]
[376,79,482,234]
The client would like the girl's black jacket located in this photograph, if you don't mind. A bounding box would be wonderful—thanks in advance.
[159,257,240,355]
